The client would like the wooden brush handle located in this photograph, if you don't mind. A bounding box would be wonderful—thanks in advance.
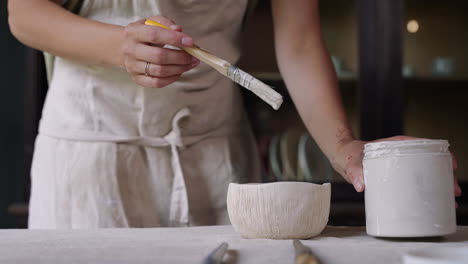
[181,47,230,75]
[293,240,321,264]
[144,19,283,110]
[144,19,230,75]
[296,253,320,264]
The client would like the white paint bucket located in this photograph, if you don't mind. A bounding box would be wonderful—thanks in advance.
[363,139,456,237]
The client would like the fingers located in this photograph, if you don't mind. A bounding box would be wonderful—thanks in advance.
[125,22,193,47]
[143,25,193,46]
[146,16,183,32]
[134,44,196,65]
[123,16,198,88]
[450,153,460,197]
[132,74,182,89]
[127,59,199,77]
[374,135,422,142]
[335,140,366,192]
[451,152,458,170]
[345,165,365,192]
[454,176,462,197]
[342,152,366,192]
[146,16,176,28]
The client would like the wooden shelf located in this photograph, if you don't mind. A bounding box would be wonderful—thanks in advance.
[253,73,468,93]
[405,78,468,89]
[253,72,358,83]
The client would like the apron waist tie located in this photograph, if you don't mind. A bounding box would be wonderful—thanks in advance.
[39,108,230,227]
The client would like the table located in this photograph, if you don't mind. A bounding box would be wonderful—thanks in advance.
[0,226,467,263]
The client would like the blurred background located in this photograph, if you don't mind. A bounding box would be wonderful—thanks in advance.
[1,0,467,228]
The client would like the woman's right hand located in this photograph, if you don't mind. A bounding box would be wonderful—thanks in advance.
[122,16,200,88]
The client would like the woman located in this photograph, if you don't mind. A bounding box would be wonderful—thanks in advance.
[8,0,461,229]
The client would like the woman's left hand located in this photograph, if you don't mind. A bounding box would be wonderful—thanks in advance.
[334,136,462,197]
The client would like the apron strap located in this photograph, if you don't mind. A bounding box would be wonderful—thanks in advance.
[39,107,234,226]
[163,108,190,226]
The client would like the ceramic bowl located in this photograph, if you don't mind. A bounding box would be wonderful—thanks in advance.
[227,182,331,239]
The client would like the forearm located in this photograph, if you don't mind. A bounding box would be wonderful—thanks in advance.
[8,0,125,67]
[272,0,354,167]
[278,50,354,165]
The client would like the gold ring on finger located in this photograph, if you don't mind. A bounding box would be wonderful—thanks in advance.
[145,62,152,77]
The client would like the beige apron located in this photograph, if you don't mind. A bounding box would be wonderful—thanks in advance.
[29,0,260,229]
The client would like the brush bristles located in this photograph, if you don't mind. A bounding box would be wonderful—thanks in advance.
[143,20,283,108]
[227,66,283,110]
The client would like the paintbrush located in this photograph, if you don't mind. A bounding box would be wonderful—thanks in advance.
[145,19,283,110]
[293,240,321,264]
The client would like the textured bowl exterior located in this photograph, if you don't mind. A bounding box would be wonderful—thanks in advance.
[227,182,331,239]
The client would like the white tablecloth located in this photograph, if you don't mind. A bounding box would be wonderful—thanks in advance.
[0,226,467,263]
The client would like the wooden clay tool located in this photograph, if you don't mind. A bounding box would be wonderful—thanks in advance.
[145,19,283,110]
[293,240,321,264]
[201,242,228,264]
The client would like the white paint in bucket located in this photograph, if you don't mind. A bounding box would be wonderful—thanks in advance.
[363,139,456,237]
